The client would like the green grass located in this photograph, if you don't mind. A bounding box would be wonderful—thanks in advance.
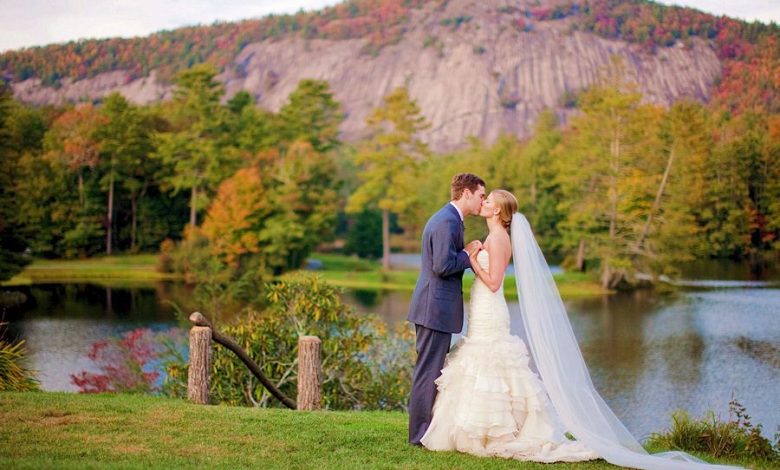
[2,255,181,286]
[306,253,610,299]
[0,392,758,469]
[0,392,753,470]
[2,252,609,299]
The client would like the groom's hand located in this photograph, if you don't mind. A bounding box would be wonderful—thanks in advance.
[465,240,482,256]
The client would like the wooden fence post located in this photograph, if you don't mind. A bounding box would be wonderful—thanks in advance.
[188,324,211,405]
[297,336,322,411]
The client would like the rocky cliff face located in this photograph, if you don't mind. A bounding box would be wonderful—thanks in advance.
[10,0,721,151]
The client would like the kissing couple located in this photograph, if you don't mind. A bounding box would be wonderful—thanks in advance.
[406,173,741,470]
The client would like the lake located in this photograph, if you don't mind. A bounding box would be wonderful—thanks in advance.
[2,259,778,441]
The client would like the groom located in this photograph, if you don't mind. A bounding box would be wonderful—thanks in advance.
[407,173,486,445]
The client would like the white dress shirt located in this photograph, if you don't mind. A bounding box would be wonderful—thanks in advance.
[449,201,464,221]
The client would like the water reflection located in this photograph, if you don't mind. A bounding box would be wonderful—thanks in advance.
[2,283,186,392]
[588,288,780,440]
[342,289,413,327]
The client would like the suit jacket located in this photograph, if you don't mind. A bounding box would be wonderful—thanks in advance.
[407,203,471,333]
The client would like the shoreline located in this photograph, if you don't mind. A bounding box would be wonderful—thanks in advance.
[2,253,611,299]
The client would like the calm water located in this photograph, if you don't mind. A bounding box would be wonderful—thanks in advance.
[2,260,778,441]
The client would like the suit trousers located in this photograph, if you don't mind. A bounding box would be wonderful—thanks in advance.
[408,324,452,444]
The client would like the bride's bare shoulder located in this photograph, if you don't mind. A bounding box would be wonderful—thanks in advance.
[495,230,511,248]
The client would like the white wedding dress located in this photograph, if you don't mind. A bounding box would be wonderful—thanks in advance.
[420,249,599,462]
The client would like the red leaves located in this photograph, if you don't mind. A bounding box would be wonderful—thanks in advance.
[47,104,107,172]
[70,328,170,394]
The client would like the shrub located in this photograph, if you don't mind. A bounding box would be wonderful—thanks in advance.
[344,209,382,259]
[166,275,414,410]
[71,328,185,394]
[648,397,780,462]
[0,334,39,391]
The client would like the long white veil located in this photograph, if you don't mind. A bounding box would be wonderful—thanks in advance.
[510,213,742,470]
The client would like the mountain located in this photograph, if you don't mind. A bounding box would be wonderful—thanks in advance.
[2,0,777,151]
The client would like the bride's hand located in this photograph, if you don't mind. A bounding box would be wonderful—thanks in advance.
[465,240,482,256]
[468,246,481,264]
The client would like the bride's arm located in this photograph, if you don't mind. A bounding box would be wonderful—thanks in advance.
[471,236,510,293]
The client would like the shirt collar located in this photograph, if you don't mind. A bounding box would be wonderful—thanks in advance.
[449,202,464,221]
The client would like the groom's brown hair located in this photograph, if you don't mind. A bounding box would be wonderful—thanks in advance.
[451,173,486,200]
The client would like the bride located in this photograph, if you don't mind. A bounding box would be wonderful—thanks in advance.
[420,190,742,470]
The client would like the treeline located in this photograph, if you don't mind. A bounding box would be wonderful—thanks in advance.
[1,64,779,288]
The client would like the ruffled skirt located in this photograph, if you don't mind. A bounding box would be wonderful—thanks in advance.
[420,331,599,463]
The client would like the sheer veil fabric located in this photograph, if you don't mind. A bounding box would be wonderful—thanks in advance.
[508,213,742,470]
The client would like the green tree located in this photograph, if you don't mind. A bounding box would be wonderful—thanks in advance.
[39,105,106,257]
[347,87,429,270]
[262,141,340,273]
[227,91,280,155]
[0,87,30,280]
[765,115,780,251]
[43,104,105,211]
[701,113,754,257]
[278,79,343,153]
[708,111,780,258]
[640,100,712,275]
[153,64,239,228]
[97,93,154,254]
[514,111,565,256]
[200,140,339,277]
[344,209,383,259]
[556,82,664,288]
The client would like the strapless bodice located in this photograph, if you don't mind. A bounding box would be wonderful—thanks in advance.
[468,249,509,338]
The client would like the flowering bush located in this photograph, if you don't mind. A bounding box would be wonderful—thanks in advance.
[71,327,185,394]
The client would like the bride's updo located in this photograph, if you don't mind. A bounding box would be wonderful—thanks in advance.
[491,189,518,231]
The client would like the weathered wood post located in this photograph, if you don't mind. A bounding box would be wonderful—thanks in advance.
[297,336,322,411]
[188,313,211,405]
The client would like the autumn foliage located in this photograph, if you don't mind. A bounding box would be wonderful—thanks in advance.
[1,0,776,113]
[0,0,433,85]
[202,166,270,266]
[70,328,170,394]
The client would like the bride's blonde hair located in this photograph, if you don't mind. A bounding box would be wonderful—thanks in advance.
[491,190,518,231]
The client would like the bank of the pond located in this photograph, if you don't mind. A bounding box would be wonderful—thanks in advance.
[303,253,611,298]
[0,392,760,470]
[2,255,181,286]
[3,253,610,298]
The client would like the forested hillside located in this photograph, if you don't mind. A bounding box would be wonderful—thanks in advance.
[2,0,777,149]
[1,0,778,289]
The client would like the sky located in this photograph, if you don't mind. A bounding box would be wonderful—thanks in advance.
[1,0,779,53]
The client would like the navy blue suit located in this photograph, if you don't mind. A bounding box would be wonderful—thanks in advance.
[407,203,471,444]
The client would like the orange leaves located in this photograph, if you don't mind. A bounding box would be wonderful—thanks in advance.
[0,0,434,86]
[46,104,107,171]
[201,166,270,266]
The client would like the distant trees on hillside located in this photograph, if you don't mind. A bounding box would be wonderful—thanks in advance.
[1,65,778,289]
[1,0,776,114]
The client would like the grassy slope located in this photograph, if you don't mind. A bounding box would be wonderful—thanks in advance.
[0,392,760,470]
[0,392,610,470]
[1,392,757,470]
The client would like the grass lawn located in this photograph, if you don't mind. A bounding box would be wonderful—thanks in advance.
[0,392,757,470]
[306,253,611,299]
[2,255,181,286]
[2,252,610,299]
